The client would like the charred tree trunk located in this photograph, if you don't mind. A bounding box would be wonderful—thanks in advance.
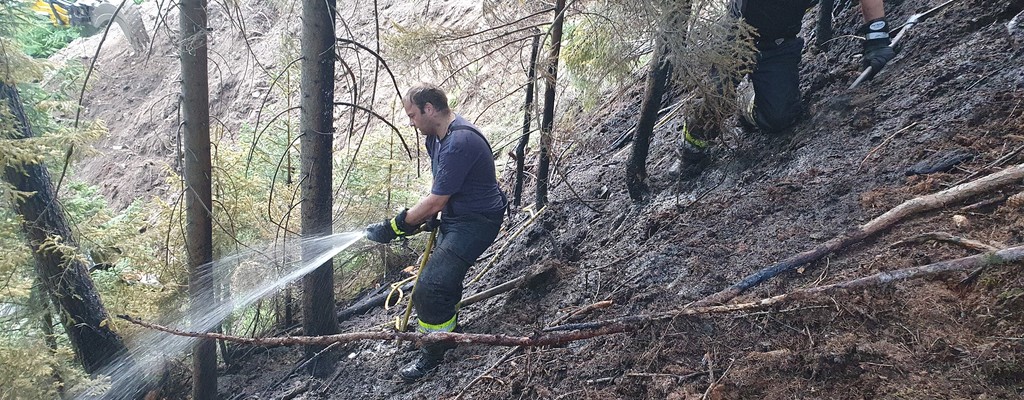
[536,0,566,209]
[283,286,295,327]
[0,83,126,374]
[626,3,688,201]
[514,33,541,208]
[626,41,672,201]
[299,0,340,377]
[179,0,217,396]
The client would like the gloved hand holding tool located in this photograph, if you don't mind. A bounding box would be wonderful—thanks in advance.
[857,17,897,80]
[365,209,436,243]
[850,0,961,89]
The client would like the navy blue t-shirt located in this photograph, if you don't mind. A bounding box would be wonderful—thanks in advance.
[425,115,506,215]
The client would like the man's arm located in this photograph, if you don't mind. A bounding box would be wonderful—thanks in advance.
[405,193,450,226]
[860,0,884,21]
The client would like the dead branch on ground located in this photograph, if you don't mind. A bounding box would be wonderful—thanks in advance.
[961,195,1008,211]
[952,143,1024,186]
[122,244,1024,383]
[858,122,918,171]
[691,163,1024,307]
[887,231,1006,287]
[544,244,1024,332]
[119,312,628,348]
[461,264,555,307]
[892,231,1000,252]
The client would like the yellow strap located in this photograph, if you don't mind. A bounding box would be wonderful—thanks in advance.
[384,275,416,311]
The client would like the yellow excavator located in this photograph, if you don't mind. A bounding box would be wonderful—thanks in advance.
[30,0,150,52]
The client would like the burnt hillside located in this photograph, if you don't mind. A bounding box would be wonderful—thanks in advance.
[71,0,1024,398]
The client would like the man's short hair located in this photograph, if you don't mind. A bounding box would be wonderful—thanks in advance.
[406,83,450,113]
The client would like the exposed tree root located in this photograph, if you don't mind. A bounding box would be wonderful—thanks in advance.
[691,163,1024,307]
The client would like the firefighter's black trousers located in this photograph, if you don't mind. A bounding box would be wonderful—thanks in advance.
[413,211,502,331]
[750,36,805,133]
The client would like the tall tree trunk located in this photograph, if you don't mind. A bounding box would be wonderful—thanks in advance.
[179,0,217,397]
[299,0,340,377]
[536,0,566,209]
[627,3,690,201]
[0,83,127,374]
[283,67,296,330]
[626,48,671,201]
[514,34,541,208]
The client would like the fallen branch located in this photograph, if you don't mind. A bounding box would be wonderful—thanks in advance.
[555,163,604,214]
[459,263,556,308]
[280,263,555,336]
[961,195,1008,212]
[952,143,1024,186]
[118,314,629,348]
[691,163,1024,307]
[545,245,1024,332]
[262,342,340,397]
[337,281,414,323]
[892,231,999,252]
[626,371,710,381]
[454,347,521,400]
[892,232,1001,287]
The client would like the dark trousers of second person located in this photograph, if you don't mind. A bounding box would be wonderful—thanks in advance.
[749,36,804,133]
[412,211,502,334]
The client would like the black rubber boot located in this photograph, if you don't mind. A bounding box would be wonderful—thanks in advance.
[398,343,448,382]
[676,138,711,179]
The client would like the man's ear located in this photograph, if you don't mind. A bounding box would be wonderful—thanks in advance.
[423,102,435,115]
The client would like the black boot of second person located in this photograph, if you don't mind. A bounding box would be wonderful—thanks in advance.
[399,340,454,382]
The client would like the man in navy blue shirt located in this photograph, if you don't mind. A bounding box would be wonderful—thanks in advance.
[366,83,506,382]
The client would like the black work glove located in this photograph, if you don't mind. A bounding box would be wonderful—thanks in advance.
[400,215,440,236]
[364,209,420,244]
[858,18,897,79]
[421,216,441,232]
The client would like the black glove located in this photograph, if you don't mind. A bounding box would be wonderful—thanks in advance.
[858,18,897,79]
[364,220,396,243]
[422,216,441,232]
[364,209,420,244]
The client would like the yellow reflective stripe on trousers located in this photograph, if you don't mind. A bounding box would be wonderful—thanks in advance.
[418,314,457,333]
[683,128,708,149]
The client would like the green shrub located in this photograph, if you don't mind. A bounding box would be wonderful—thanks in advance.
[15,16,80,59]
